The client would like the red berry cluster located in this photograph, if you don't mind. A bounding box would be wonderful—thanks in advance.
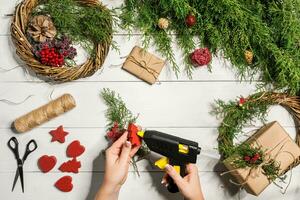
[244,153,261,164]
[106,122,125,142]
[39,46,64,67]
[33,36,77,67]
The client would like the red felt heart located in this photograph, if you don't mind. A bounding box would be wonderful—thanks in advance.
[55,176,73,192]
[38,155,57,173]
[66,140,85,158]
[59,158,81,173]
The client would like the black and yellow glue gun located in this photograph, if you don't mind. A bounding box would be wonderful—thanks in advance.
[137,130,201,193]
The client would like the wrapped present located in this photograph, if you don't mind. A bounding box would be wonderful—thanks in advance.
[122,46,165,84]
[223,121,300,196]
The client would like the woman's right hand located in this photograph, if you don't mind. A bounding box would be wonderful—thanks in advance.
[162,164,204,200]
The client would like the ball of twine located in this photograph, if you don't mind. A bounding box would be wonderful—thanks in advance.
[11,0,112,82]
[13,94,76,133]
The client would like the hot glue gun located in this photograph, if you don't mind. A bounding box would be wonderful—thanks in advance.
[136,130,201,193]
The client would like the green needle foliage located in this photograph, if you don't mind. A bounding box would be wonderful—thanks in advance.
[34,0,114,54]
[101,88,137,130]
[120,0,300,94]
[213,92,273,158]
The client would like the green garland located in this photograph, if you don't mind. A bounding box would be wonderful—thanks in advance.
[120,0,300,94]
[213,91,300,181]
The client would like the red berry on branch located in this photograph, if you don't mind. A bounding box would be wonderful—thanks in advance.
[185,14,197,27]
[251,157,258,163]
[253,153,260,159]
[244,156,251,161]
[238,97,246,107]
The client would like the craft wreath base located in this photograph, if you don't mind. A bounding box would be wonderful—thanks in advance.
[11,0,112,82]
[216,92,300,179]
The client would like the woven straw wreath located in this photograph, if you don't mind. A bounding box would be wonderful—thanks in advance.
[11,0,112,82]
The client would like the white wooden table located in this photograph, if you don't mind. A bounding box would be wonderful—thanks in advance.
[1,1,299,199]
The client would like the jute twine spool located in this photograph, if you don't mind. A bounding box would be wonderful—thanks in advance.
[13,94,76,133]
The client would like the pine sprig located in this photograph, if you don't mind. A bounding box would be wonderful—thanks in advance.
[101,88,137,130]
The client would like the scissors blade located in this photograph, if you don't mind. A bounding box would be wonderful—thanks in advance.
[11,168,19,192]
[18,165,24,193]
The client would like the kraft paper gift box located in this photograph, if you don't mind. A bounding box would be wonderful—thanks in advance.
[223,121,300,196]
[122,46,165,84]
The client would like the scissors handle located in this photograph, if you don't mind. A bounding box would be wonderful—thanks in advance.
[7,137,20,159]
[22,140,38,162]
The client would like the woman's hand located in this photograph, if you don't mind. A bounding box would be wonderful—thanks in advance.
[162,164,204,200]
[95,131,140,200]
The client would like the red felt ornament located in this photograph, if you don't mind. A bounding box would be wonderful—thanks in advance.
[185,14,196,27]
[190,48,212,67]
[55,176,73,192]
[59,158,81,173]
[127,123,141,146]
[67,140,85,158]
[49,125,69,143]
[38,155,57,173]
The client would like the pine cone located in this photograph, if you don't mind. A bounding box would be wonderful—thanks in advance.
[27,15,57,42]
[158,18,169,30]
[244,50,254,65]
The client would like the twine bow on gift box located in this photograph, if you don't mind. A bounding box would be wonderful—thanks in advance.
[126,55,161,81]
[221,137,297,194]
[121,46,165,85]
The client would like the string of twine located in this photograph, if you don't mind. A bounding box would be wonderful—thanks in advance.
[13,93,76,133]
[0,95,34,105]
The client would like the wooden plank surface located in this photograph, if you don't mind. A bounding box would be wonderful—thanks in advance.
[0,0,299,199]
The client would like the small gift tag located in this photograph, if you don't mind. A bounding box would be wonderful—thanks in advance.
[122,46,165,84]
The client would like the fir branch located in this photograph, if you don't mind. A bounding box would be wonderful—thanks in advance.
[101,88,137,130]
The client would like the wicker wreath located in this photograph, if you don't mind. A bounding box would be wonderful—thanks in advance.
[215,92,300,173]
[11,0,112,82]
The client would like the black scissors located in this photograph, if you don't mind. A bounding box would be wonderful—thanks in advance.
[7,137,38,193]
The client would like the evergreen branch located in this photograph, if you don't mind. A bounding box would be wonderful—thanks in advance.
[101,88,137,130]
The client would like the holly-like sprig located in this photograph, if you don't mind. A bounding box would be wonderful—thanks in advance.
[101,88,150,174]
[213,91,300,181]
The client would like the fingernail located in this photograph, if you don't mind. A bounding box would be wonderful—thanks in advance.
[125,141,131,147]
[165,164,171,171]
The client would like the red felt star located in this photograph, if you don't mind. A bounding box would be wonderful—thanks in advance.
[49,125,69,143]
